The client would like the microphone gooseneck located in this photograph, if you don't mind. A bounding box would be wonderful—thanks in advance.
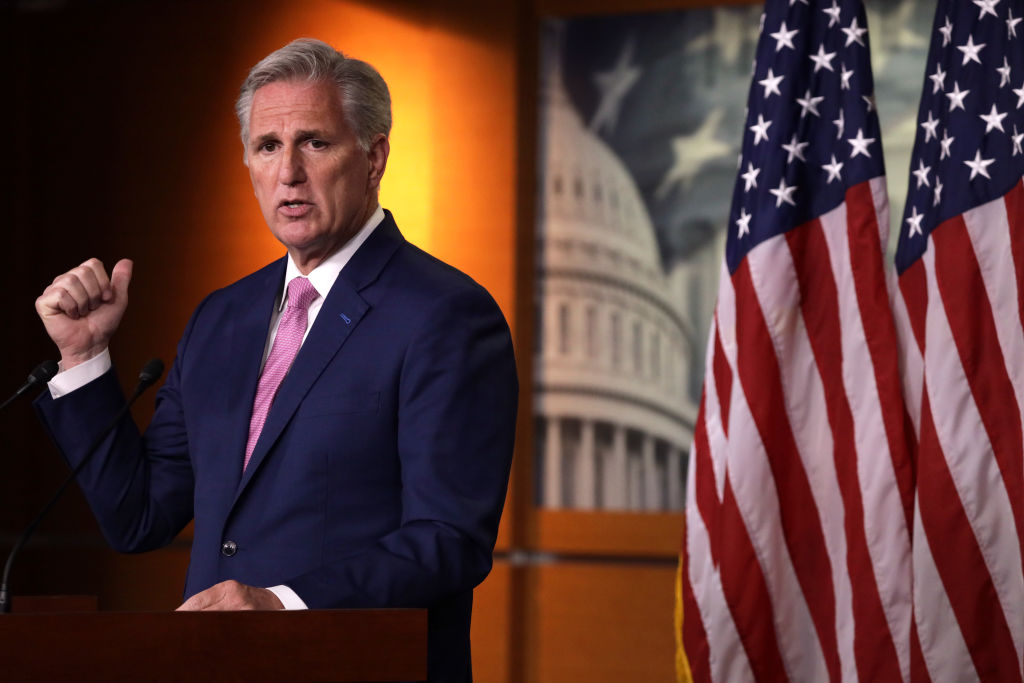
[0,358,165,614]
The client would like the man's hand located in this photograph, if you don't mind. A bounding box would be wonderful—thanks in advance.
[35,258,133,369]
[176,580,285,611]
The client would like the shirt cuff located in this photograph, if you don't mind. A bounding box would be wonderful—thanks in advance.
[266,585,307,610]
[48,349,112,399]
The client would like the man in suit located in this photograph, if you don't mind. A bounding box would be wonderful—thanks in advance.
[33,38,517,682]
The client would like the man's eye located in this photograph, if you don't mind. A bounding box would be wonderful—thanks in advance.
[309,140,327,149]
[258,142,278,153]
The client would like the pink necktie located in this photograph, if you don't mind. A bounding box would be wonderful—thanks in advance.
[244,276,319,470]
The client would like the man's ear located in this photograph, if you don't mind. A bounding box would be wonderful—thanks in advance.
[367,134,390,190]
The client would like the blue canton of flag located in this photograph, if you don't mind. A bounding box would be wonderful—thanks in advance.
[729,0,884,274]
[896,0,1024,272]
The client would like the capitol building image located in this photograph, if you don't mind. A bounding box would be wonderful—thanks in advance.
[534,43,702,512]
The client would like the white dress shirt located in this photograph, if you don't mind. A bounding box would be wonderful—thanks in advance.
[46,205,386,609]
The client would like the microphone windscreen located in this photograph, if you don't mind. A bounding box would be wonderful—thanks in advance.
[29,360,59,385]
[138,358,165,386]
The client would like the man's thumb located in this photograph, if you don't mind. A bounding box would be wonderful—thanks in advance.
[111,258,134,299]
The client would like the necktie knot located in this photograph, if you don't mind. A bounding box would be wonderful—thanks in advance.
[287,277,319,311]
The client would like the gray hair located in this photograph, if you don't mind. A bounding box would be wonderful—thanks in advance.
[235,38,391,153]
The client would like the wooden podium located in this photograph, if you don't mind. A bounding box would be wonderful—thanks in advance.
[0,606,427,682]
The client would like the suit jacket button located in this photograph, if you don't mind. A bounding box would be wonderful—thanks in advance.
[221,540,237,557]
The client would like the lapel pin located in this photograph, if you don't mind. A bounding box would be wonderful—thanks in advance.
[340,313,352,324]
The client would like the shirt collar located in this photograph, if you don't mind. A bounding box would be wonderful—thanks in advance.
[278,205,385,310]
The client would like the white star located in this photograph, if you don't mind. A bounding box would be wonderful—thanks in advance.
[957,35,986,66]
[809,43,837,73]
[979,103,1007,133]
[736,208,752,237]
[946,81,970,111]
[940,130,955,159]
[847,128,875,158]
[796,88,825,118]
[759,68,784,98]
[833,108,845,139]
[841,17,868,47]
[789,0,809,5]
[998,56,1012,87]
[823,0,842,28]
[964,149,995,180]
[912,158,932,189]
[653,110,731,199]
[590,37,643,134]
[1015,125,1024,156]
[906,206,925,237]
[973,0,999,20]
[1014,82,1024,108]
[740,162,760,191]
[921,111,940,142]
[822,154,844,183]
[863,94,876,113]
[933,178,943,206]
[1009,8,1022,38]
[749,114,772,144]
[929,64,947,94]
[782,134,809,163]
[770,21,799,52]
[840,63,854,90]
[939,16,954,47]
[769,178,797,207]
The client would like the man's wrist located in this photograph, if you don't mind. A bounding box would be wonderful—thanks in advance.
[49,349,112,399]
[266,585,307,610]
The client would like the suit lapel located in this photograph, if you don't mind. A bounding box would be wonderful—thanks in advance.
[233,212,406,500]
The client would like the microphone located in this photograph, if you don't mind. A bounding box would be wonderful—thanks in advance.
[0,361,59,412]
[0,358,165,614]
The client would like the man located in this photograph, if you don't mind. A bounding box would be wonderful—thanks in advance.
[33,38,517,682]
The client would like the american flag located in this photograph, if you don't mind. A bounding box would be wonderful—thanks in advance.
[680,0,915,680]
[893,0,1024,680]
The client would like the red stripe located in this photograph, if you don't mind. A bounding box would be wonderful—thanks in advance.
[718,474,789,682]
[681,537,711,682]
[845,181,916,532]
[917,390,1022,683]
[712,319,733,438]
[910,605,932,683]
[898,259,928,357]
[733,259,841,682]
[693,395,721,568]
[1004,181,1024,342]
[932,216,1024,561]
[785,218,901,681]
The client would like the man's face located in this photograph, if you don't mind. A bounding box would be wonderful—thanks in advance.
[246,79,388,273]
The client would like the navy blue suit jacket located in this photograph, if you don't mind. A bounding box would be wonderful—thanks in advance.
[36,212,519,682]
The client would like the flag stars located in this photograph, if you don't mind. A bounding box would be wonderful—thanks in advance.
[964,149,995,180]
[1013,125,1024,156]
[979,103,1007,133]
[929,64,947,94]
[1013,82,1024,108]
[863,94,876,113]
[841,17,868,47]
[834,109,846,139]
[735,208,752,237]
[940,130,955,159]
[933,178,943,207]
[797,88,825,117]
[810,43,837,73]
[771,21,799,52]
[921,111,940,142]
[997,57,1012,88]
[947,82,970,111]
[782,134,809,163]
[973,0,999,20]
[741,162,761,191]
[840,63,854,90]
[1009,8,1022,38]
[847,128,876,158]
[759,68,784,98]
[822,154,844,184]
[939,16,954,47]
[906,206,925,238]
[912,159,932,189]
[749,114,772,144]
[769,178,798,207]
[823,0,842,28]
[957,35,986,66]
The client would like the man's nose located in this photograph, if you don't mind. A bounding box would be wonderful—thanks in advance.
[278,147,306,185]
